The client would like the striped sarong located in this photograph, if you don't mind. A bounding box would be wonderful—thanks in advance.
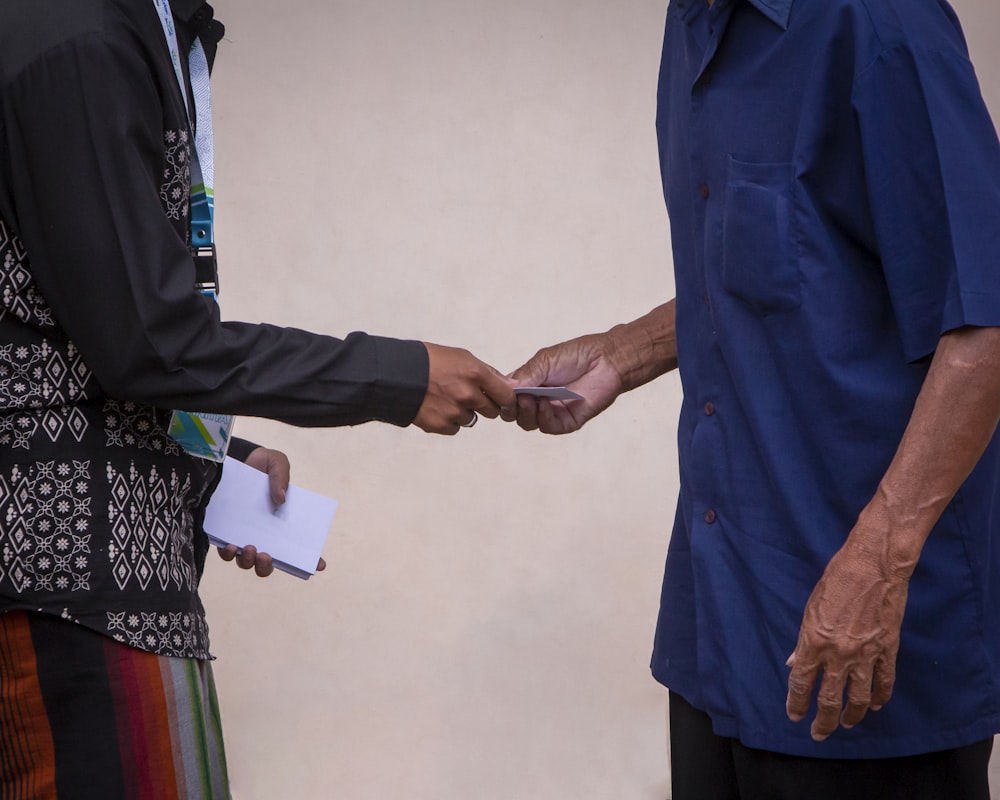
[0,610,229,799]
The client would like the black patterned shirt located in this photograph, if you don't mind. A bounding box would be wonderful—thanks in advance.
[0,0,428,659]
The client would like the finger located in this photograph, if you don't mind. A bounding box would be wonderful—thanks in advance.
[471,398,500,421]
[217,544,238,562]
[515,395,540,432]
[243,448,291,505]
[509,355,550,386]
[253,551,274,578]
[870,656,896,710]
[267,455,290,505]
[422,420,460,436]
[810,669,847,741]
[785,655,819,723]
[840,668,873,729]
[459,411,479,428]
[268,471,288,505]
[237,544,258,570]
[438,421,461,436]
[536,398,559,433]
[477,371,516,416]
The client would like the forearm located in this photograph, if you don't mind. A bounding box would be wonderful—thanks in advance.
[856,325,1000,575]
[605,300,678,393]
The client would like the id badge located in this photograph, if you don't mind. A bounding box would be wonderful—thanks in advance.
[168,410,234,462]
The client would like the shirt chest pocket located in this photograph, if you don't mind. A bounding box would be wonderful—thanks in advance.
[721,158,800,314]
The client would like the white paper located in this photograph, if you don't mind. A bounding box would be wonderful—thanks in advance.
[513,386,583,401]
[204,457,338,579]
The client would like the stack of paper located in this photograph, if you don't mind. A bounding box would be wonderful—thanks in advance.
[204,457,338,579]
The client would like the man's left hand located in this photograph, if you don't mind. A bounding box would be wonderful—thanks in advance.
[785,526,909,741]
[215,446,328,577]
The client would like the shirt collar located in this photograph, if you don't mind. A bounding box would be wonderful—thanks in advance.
[675,0,793,31]
[744,0,793,30]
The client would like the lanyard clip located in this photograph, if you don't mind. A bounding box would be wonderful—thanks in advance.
[192,244,219,296]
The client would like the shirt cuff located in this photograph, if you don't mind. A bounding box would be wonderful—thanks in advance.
[367,336,429,427]
[227,437,260,462]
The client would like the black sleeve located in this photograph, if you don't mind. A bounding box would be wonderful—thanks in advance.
[226,437,260,462]
[1,22,428,428]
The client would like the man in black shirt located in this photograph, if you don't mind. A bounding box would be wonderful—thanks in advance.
[0,1,514,795]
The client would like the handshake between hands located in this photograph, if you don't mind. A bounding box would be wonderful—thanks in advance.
[413,300,678,435]
[413,333,628,437]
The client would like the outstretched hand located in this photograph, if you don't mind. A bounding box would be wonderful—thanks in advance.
[412,343,517,434]
[216,446,328,577]
[503,302,678,435]
[505,332,625,435]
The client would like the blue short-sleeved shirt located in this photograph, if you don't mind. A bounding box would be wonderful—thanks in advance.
[650,0,1000,758]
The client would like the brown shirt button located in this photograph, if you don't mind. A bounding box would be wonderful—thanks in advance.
[704,509,717,524]
[704,401,715,416]
[699,183,710,200]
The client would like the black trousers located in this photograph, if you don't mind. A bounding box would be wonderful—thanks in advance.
[669,691,993,800]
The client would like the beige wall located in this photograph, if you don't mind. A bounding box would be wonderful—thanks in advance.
[200,2,1000,798]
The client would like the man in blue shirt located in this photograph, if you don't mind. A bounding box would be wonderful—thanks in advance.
[508,0,1000,797]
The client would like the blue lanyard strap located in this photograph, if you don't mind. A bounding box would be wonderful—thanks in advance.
[154,0,234,462]
[152,0,215,251]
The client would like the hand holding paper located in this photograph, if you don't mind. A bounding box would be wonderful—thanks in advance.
[207,455,338,579]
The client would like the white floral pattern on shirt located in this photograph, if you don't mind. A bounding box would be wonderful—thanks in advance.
[106,461,198,593]
[0,460,93,594]
[160,128,191,221]
[0,223,93,450]
[106,608,208,658]
[0,220,52,329]
[104,400,183,455]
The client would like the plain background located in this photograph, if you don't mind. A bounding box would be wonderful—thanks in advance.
[198,1,1000,798]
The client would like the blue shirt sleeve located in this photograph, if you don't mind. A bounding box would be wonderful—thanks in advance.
[853,38,1000,362]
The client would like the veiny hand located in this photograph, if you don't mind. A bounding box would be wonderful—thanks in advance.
[785,532,909,741]
[412,343,517,435]
[216,446,328,577]
[505,332,626,434]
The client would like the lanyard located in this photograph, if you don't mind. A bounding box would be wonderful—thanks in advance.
[153,0,233,462]
[151,0,215,252]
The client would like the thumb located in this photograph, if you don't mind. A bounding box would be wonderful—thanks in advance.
[509,351,554,386]
[263,451,290,505]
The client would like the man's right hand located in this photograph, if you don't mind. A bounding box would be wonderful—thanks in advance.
[505,301,679,435]
[412,343,517,435]
[506,332,626,435]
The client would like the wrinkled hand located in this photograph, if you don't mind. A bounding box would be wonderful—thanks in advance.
[216,446,328,577]
[786,535,909,741]
[505,332,625,434]
[413,343,517,434]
